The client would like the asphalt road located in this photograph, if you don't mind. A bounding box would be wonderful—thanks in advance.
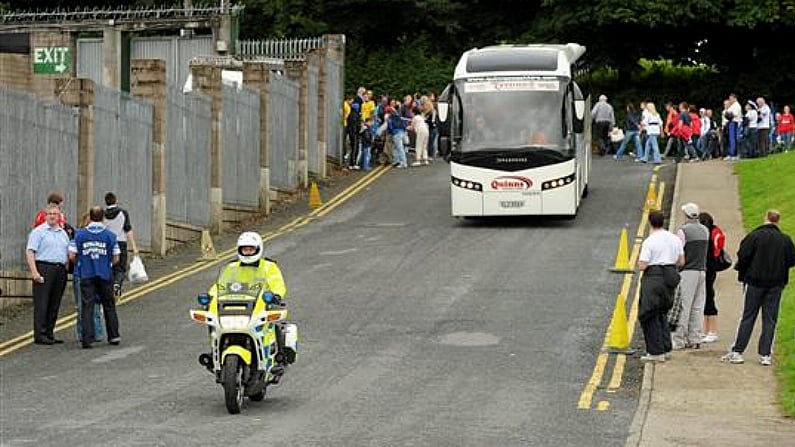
[1,157,659,447]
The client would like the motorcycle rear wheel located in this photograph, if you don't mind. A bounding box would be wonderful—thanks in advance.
[222,355,244,414]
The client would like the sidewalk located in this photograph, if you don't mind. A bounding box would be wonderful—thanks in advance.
[631,161,795,446]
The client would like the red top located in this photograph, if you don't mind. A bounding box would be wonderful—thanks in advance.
[711,225,726,257]
[665,110,679,135]
[778,113,794,134]
[689,112,701,137]
[33,210,67,228]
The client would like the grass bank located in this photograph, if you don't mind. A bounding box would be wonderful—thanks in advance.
[735,150,795,417]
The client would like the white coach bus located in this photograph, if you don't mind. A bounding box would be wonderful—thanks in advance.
[437,43,591,218]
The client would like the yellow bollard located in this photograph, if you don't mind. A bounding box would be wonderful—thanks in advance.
[606,293,634,354]
[609,227,633,273]
[309,181,323,210]
[198,230,218,261]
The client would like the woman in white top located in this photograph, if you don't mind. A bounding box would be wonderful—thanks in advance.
[410,106,430,166]
[641,103,663,164]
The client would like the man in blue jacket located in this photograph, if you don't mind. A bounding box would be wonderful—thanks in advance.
[69,206,121,349]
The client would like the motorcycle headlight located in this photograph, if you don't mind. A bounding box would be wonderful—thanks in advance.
[219,315,251,330]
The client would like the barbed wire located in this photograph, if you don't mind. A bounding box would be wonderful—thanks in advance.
[0,4,244,24]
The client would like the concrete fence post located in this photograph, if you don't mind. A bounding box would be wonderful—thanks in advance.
[242,62,271,215]
[307,49,326,178]
[130,59,167,256]
[285,60,309,189]
[55,78,95,218]
[189,64,224,234]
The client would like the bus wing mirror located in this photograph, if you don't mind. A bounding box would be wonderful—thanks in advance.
[439,137,451,162]
[573,99,585,133]
[438,102,449,122]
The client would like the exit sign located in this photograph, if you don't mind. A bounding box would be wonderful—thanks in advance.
[33,46,72,75]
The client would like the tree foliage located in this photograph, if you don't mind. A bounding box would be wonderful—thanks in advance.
[2,0,794,103]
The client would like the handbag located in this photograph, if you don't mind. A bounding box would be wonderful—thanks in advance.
[715,248,732,272]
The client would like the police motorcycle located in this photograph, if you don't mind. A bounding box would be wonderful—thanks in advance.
[189,281,298,414]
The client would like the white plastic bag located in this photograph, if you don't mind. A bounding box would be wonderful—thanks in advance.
[128,255,149,284]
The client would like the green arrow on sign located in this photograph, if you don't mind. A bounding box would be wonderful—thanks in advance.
[33,47,72,75]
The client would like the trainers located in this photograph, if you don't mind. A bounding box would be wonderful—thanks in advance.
[109,337,121,346]
[671,342,686,351]
[664,352,672,360]
[759,355,772,366]
[411,161,422,167]
[721,351,744,364]
[701,333,719,343]
[113,283,122,297]
[640,354,666,363]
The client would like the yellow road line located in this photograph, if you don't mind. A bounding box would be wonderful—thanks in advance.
[578,171,659,409]
[0,166,391,358]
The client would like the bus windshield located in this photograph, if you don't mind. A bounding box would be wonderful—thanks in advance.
[455,78,567,153]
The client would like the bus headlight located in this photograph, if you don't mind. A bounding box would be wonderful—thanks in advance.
[451,176,483,191]
[542,174,576,191]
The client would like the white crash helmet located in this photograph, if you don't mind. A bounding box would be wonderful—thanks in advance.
[236,231,263,264]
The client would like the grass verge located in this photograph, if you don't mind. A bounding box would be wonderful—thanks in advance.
[735,150,795,417]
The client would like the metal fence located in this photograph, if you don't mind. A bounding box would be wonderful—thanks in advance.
[165,85,212,227]
[325,56,344,163]
[77,36,215,88]
[267,74,300,191]
[221,84,261,208]
[306,64,320,175]
[92,84,153,249]
[0,87,78,271]
[236,37,324,61]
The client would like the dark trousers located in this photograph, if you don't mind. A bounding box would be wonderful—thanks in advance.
[594,121,612,154]
[80,276,120,344]
[640,312,672,356]
[112,241,128,293]
[758,127,770,156]
[732,284,783,356]
[32,262,67,341]
[704,269,718,316]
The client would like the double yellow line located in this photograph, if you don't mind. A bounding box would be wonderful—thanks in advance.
[0,165,392,358]
[577,166,665,410]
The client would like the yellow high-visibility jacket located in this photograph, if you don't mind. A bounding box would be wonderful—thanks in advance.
[209,259,287,300]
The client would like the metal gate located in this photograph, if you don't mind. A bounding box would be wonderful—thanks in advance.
[221,84,261,207]
[165,85,212,227]
[325,57,344,163]
[0,87,78,270]
[268,75,300,191]
[92,85,153,249]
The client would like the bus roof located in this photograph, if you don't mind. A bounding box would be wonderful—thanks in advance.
[453,43,585,81]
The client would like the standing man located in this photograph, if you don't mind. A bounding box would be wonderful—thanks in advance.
[722,210,795,365]
[26,204,71,345]
[673,202,710,349]
[104,192,138,297]
[756,97,771,157]
[591,94,615,156]
[70,206,121,349]
[638,210,685,362]
[725,93,743,160]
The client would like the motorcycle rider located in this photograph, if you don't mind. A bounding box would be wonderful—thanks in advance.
[209,232,289,373]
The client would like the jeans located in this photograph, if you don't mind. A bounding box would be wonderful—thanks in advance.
[615,130,643,159]
[428,128,439,158]
[360,145,372,170]
[74,276,105,342]
[782,132,793,150]
[642,135,661,163]
[728,122,738,157]
[731,284,783,356]
[391,131,407,167]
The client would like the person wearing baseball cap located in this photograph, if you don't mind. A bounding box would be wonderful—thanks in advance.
[673,202,710,349]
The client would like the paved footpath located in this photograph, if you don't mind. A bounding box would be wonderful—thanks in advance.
[630,161,795,446]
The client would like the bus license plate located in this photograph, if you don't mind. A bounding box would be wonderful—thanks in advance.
[499,200,525,208]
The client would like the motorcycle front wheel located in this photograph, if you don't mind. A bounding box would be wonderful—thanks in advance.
[222,355,244,414]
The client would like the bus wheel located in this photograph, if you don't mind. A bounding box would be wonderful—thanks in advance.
[581,185,589,199]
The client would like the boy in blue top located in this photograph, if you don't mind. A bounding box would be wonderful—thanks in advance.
[69,206,121,349]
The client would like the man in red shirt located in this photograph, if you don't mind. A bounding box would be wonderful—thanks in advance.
[34,192,67,229]
[777,105,794,151]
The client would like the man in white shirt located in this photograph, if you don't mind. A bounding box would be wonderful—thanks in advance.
[726,94,743,160]
[638,210,685,362]
[756,97,771,156]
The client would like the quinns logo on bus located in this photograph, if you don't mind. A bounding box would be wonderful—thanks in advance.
[490,176,533,191]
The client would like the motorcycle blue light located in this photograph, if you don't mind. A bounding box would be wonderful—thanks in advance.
[197,293,211,306]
